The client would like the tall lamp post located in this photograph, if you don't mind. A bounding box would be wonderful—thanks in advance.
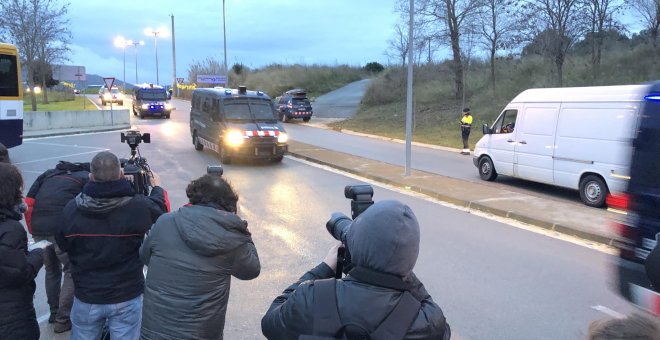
[223,0,228,84]
[113,36,130,92]
[128,40,145,84]
[144,26,168,85]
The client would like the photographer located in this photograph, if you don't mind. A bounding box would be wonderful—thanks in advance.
[55,151,168,340]
[0,163,48,340]
[24,160,91,333]
[261,200,451,339]
[140,174,260,340]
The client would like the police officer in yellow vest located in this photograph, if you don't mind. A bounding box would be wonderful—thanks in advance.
[460,108,473,155]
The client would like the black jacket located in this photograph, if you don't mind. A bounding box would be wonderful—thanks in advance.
[261,200,450,340]
[140,204,260,340]
[25,161,90,236]
[0,207,44,340]
[56,179,167,304]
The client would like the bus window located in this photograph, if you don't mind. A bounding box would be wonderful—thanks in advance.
[0,54,19,97]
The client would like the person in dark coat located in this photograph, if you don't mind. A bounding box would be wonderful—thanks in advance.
[261,200,451,340]
[56,151,168,340]
[140,174,260,340]
[0,162,48,340]
[24,161,90,333]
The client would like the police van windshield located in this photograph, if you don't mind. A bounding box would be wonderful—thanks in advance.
[137,90,168,101]
[225,99,276,121]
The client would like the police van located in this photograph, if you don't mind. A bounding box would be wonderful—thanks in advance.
[189,86,288,164]
[132,84,173,119]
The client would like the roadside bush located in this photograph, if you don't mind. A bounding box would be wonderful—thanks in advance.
[364,62,384,74]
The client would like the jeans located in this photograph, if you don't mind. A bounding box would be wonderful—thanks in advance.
[70,295,143,340]
[33,235,74,323]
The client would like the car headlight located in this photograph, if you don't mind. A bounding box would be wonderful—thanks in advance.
[165,103,172,110]
[141,104,149,109]
[103,94,111,99]
[224,130,244,146]
[277,132,288,143]
[116,94,123,99]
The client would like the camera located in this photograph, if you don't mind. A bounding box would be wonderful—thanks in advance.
[207,165,224,176]
[120,131,153,195]
[326,184,374,278]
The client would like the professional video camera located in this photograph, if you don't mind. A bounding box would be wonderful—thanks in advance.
[120,130,153,195]
[326,184,374,279]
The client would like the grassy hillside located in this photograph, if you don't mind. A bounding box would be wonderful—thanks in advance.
[331,44,659,149]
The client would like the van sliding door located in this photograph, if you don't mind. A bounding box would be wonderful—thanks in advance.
[514,104,559,184]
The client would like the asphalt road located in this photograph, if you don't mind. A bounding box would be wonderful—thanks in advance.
[12,99,640,339]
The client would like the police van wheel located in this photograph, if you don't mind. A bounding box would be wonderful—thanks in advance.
[478,156,497,181]
[220,147,231,164]
[139,112,145,119]
[165,114,171,119]
[193,133,204,151]
[303,117,311,122]
[273,156,283,163]
[579,175,607,208]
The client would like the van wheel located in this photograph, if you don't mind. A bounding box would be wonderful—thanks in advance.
[478,157,497,181]
[303,117,311,122]
[139,112,145,119]
[272,156,284,163]
[193,133,204,151]
[579,175,607,208]
[220,147,232,164]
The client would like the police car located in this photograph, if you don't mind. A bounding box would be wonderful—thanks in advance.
[132,84,173,119]
[189,86,288,164]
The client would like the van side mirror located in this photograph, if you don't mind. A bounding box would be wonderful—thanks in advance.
[482,123,490,134]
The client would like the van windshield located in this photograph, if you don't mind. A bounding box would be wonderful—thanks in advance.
[137,90,168,101]
[224,99,277,121]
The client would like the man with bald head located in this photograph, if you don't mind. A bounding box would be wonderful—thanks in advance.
[56,151,168,340]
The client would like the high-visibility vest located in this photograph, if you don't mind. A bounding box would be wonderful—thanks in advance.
[461,114,473,126]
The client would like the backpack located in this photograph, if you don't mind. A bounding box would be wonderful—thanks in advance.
[299,278,421,340]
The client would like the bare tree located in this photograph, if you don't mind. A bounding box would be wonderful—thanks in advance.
[385,23,411,68]
[523,0,585,86]
[477,0,525,94]
[627,0,660,49]
[36,1,71,103]
[583,0,621,77]
[413,0,484,100]
[0,0,71,111]
[187,57,224,87]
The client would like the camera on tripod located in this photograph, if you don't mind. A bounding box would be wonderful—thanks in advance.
[326,184,374,279]
[120,130,153,195]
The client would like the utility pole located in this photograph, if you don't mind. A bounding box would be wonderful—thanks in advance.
[405,0,414,176]
[223,0,228,86]
[171,14,177,96]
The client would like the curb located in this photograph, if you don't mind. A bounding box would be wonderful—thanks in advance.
[287,149,616,247]
[23,125,131,139]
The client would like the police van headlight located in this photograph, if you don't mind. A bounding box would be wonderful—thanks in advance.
[141,104,149,109]
[277,132,288,144]
[165,103,172,110]
[224,130,244,146]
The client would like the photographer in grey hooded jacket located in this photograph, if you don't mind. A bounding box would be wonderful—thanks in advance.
[139,174,260,340]
[261,200,450,340]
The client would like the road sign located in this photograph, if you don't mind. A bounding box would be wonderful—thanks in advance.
[103,77,115,89]
[176,77,184,84]
[196,75,226,84]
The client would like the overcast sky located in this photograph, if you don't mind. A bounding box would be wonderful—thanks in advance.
[67,0,401,86]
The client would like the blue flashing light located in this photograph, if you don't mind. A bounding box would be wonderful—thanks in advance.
[224,89,232,95]
[644,94,660,102]
[257,90,264,96]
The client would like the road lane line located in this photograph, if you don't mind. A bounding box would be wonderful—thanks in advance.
[24,141,107,149]
[14,150,108,165]
[37,313,50,325]
[24,129,128,141]
[286,155,618,255]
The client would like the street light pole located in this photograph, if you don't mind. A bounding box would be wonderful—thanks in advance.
[171,14,177,96]
[114,36,130,92]
[129,40,144,84]
[223,0,228,85]
[145,26,168,86]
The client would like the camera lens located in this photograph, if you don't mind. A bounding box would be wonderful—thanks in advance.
[326,212,352,243]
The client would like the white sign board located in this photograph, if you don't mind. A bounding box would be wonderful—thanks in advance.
[197,75,226,84]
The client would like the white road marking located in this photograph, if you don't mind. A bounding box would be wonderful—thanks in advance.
[475,196,530,203]
[24,129,128,141]
[286,155,618,255]
[14,150,109,165]
[24,141,107,149]
[591,305,626,318]
[37,313,50,325]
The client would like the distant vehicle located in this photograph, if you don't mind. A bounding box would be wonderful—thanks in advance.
[190,86,288,164]
[275,89,313,123]
[99,86,123,106]
[132,84,172,119]
[0,42,23,148]
[73,89,80,94]
[473,84,650,207]
[608,81,660,316]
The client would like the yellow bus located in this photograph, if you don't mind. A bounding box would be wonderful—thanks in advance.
[0,42,23,148]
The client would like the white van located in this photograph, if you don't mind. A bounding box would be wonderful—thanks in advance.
[473,84,651,207]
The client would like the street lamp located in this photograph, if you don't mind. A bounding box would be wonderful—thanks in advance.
[144,26,169,85]
[113,36,130,92]
[127,40,145,84]
[223,0,228,83]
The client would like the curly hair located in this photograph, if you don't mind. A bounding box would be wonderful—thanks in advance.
[0,143,10,163]
[186,175,239,213]
[0,163,23,209]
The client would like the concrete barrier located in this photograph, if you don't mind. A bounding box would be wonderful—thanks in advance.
[23,109,130,131]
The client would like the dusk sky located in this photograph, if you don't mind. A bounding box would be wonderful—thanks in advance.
[66,0,401,86]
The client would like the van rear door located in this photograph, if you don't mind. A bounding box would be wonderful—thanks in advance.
[514,103,559,184]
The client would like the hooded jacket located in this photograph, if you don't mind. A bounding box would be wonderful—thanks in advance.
[25,161,90,236]
[140,204,260,340]
[56,179,167,304]
[0,207,44,340]
[261,200,450,340]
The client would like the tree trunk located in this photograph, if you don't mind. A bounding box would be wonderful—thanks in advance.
[27,65,37,111]
[490,47,496,96]
[41,77,49,104]
[555,57,564,87]
[450,30,463,100]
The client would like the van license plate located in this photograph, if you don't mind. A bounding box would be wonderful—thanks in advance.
[255,147,273,156]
